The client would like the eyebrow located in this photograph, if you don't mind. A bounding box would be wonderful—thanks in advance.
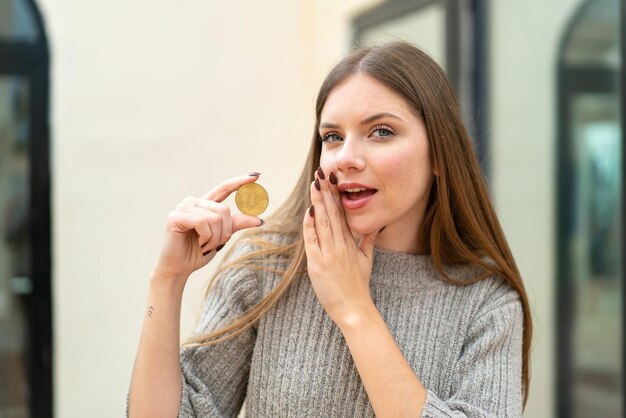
[319,112,404,129]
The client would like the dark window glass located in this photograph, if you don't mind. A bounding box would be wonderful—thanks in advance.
[0,0,39,42]
[558,0,622,416]
[0,75,31,418]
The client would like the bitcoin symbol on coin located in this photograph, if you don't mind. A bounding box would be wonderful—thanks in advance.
[235,183,269,216]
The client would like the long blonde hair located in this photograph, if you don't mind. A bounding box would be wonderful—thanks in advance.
[184,41,532,406]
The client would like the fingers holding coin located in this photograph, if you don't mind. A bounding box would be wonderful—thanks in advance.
[157,173,268,278]
[194,172,268,246]
[201,172,262,203]
[199,172,269,217]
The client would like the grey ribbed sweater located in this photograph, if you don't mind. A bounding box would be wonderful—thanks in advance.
[177,243,524,417]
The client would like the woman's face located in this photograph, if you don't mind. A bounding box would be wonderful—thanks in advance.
[318,73,434,252]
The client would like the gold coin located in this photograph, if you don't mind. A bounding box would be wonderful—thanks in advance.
[235,183,269,216]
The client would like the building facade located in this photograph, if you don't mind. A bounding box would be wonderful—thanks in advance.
[0,0,622,417]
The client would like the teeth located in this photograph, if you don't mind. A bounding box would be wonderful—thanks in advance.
[345,188,367,193]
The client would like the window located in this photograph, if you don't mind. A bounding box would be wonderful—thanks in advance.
[0,0,51,417]
[557,0,623,416]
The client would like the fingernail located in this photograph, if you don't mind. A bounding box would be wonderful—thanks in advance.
[317,166,325,180]
[379,226,386,233]
[202,250,213,257]
[216,244,225,252]
[329,172,337,185]
[314,178,321,191]
[258,218,265,226]
[248,171,261,177]
[309,205,315,217]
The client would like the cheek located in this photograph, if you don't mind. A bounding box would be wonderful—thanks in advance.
[378,152,416,183]
[380,150,432,194]
[319,152,334,173]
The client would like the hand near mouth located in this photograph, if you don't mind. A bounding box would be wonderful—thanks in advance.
[302,166,382,327]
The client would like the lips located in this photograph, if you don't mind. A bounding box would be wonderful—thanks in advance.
[344,189,376,200]
[338,182,378,210]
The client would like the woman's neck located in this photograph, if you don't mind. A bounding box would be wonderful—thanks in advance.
[374,223,422,254]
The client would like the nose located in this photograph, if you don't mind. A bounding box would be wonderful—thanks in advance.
[334,135,366,173]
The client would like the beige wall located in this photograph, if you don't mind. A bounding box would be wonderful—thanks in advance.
[34,0,573,416]
[38,0,380,416]
[490,1,582,417]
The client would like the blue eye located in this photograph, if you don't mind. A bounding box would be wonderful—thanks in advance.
[372,125,395,138]
[321,133,343,142]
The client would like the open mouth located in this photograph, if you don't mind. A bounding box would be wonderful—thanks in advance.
[342,188,378,201]
[339,186,378,210]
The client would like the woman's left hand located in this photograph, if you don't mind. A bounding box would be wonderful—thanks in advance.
[302,167,381,326]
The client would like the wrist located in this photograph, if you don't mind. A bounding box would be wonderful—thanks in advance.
[149,271,188,295]
[334,300,379,331]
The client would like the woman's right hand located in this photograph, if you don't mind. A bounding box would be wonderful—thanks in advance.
[152,173,264,283]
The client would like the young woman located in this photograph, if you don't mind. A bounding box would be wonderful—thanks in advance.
[128,41,532,417]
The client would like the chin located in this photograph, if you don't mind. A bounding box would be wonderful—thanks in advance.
[346,218,380,236]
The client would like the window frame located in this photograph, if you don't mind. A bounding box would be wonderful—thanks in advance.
[555,0,624,416]
[0,0,52,416]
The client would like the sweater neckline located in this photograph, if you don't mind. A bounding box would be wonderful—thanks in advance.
[371,247,437,288]
[373,246,431,258]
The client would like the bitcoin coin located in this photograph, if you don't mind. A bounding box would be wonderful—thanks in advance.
[235,183,269,216]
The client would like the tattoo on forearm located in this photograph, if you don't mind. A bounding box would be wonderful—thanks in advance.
[147,306,154,318]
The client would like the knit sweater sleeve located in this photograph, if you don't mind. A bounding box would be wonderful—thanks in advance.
[421,289,524,418]
[178,245,262,418]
